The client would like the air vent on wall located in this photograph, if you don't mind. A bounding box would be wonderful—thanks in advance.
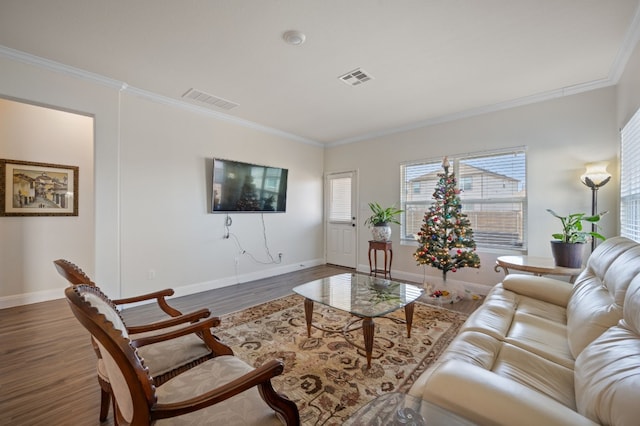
[182,88,239,110]
[338,68,374,87]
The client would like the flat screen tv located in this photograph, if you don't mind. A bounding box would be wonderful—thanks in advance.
[212,158,288,213]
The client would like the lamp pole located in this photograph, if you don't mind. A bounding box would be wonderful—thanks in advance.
[589,184,599,252]
[581,162,611,252]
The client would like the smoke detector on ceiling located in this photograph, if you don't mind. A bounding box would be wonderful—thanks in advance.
[182,88,239,110]
[338,68,374,87]
[283,30,306,46]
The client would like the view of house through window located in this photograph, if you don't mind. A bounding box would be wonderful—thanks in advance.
[400,147,527,250]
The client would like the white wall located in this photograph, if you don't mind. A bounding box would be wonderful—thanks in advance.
[618,42,640,132]
[117,93,324,298]
[0,98,94,300]
[0,52,325,307]
[325,87,619,293]
[1,41,637,306]
[0,54,121,304]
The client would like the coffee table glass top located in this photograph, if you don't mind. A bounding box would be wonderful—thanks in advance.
[292,273,423,318]
[344,392,476,425]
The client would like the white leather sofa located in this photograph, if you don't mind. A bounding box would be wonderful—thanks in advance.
[409,236,640,426]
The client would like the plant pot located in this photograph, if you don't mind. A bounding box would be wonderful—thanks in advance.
[550,241,585,268]
[371,224,391,241]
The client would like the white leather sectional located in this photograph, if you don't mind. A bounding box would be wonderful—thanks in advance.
[409,236,640,426]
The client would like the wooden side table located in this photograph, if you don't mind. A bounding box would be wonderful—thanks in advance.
[495,255,582,283]
[368,240,392,279]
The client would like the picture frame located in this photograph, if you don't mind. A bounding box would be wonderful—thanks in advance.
[0,159,79,216]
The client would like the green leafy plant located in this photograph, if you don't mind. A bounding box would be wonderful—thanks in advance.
[546,209,608,243]
[364,202,403,226]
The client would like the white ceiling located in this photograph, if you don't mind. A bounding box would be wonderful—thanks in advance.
[1,0,639,146]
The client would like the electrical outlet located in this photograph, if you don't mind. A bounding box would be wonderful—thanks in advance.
[148,269,156,280]
[234,257,239,266]
[278,252,283,260]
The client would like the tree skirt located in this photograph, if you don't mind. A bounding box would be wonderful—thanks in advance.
[216,294,468,425]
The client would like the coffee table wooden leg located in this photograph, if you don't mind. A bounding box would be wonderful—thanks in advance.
[362,317,374,369]
[304,298,313,337]
[404,302,415,338]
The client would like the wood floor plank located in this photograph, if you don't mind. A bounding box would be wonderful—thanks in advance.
[0,265,481,425]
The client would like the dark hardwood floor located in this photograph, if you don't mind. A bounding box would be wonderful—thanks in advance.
[0,265,482,425]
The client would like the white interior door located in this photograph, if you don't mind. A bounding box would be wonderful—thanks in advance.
[325,171,357,268]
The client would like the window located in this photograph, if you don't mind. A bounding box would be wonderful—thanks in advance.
[400,147,527,250]
[460,176,473,191]
[327,175,352,222]
[621,107,640,242]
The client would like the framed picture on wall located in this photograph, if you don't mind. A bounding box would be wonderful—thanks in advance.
[0,159,79,216]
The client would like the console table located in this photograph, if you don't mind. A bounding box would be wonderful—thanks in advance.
[368,240,392,279]
[495,255,582,283]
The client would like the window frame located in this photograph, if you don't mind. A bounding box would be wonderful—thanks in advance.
[621,107,640,242]
[400,147,527,252]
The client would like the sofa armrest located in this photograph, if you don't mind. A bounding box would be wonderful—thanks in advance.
[502,274,573,307]
[419,360,598,426]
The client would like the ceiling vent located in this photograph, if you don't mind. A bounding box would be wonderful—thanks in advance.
[338,68,374,87]
[182,88,239,110]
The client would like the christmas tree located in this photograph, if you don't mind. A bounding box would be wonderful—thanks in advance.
[414,157,480,300]
[236,175,261,211]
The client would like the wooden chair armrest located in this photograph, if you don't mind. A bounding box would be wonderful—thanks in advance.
[131,316,233,356]
[113,288,183,317]
[126,308,212,334]
[151,359,290,419]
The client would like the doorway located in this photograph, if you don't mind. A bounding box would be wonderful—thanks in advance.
[325,171,358,268]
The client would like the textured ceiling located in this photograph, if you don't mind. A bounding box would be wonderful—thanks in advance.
[1,0,639,145]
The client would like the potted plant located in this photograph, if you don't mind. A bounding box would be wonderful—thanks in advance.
[546,209,607,268]
[364,202,403,241]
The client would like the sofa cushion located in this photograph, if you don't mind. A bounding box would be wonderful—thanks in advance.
[574,326,640,425]
[505,312,573,369]
[421,360,599,426]
[574,275,640,426]
[461,283,572,367]
[410,330,575,408]
[502,274,573,308]
[567,237,640,358]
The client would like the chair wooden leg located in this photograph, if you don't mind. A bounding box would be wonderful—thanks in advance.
[258,381,300,426]
[99,388,110,421]
[98,376,111,422]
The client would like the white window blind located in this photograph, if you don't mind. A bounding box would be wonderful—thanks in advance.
[401,147,527,250]
[328,176,352,222]
[621,107,640,242]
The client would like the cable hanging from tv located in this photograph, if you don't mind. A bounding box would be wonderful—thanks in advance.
[224,213,282,265]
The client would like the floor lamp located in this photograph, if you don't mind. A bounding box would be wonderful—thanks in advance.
[580,162,611,252]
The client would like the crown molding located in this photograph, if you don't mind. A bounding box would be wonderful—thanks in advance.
[329,3,640,147]
[0,45,322,147]
[329,77,617,147]
[609,2,640,83]
[0,45,125,90]
[122,85,321,146]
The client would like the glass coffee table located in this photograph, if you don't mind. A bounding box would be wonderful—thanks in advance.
[343,392,476,425]
[292,273,423,368]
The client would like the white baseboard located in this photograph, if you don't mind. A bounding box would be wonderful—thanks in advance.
[0,287,65,310]
[170,258,326,299]
[0,258,326,310]
[356,264,492,297]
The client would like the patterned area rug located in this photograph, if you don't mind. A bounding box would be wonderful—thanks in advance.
[216,294,467,426]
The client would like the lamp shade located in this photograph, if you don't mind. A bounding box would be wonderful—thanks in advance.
[580,162,611,189]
